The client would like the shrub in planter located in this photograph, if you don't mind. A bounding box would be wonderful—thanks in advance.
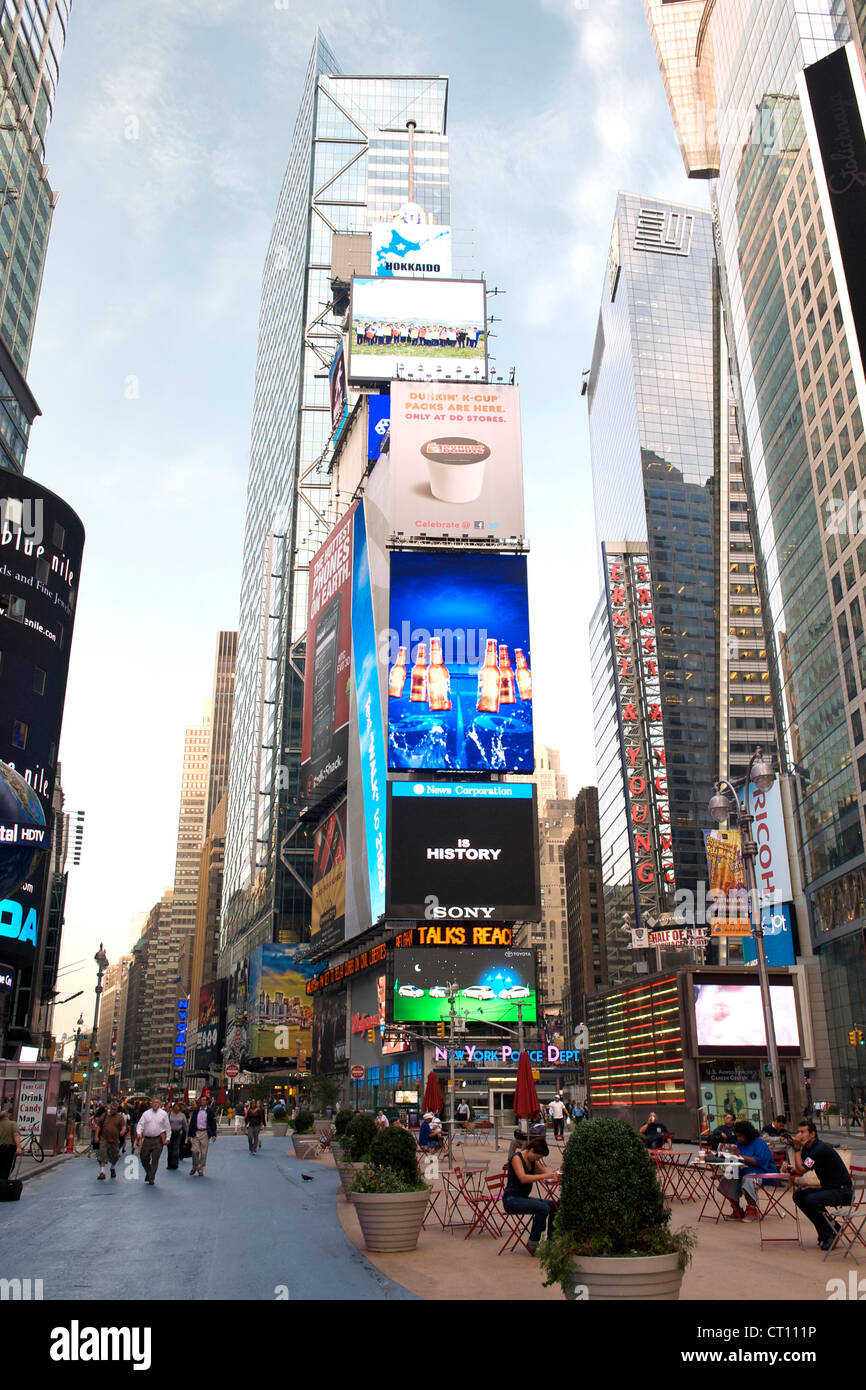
[271,1105,288,1123]
[369,1125,421,1184]
[351,1164,428,1195]
[342,1111,377,1162]
[333,1108,353,1139]
[291,1108,315,1135]
[538,1118,695,1300]
[350,1164,431,1252]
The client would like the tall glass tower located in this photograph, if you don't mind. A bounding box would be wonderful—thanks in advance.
[643,0,866,1106]
[0,0,71,471]
[221,34,449,976]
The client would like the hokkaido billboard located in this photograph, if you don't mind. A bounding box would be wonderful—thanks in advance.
[387,551,533,772]
[301,503,355,807]
[371,220,452,278]
[349,277,487,384]
[385,382,524,540]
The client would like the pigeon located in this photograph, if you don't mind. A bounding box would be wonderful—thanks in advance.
[301,1172,314,1181]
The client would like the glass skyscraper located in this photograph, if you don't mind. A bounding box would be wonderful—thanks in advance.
[221,34,449,977]
[644,0,866,1099]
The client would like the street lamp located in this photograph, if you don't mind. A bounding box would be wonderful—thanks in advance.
[81,944,109,1129]
[709,748,785,1117]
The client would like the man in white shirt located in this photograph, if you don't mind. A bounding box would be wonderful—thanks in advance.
[135,1097,171,1184]
[548,1095,568,1141]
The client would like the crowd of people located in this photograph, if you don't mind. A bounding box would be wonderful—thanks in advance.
[354,321,483,351]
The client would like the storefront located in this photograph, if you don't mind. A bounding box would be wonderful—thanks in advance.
[426,1043,583,1121]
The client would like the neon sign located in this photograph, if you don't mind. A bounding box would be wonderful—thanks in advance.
[433,1045,580,1066]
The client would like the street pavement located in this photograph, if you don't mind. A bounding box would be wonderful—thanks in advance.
[0,1134,417,1302]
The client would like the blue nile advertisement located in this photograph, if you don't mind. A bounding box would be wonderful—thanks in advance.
[387,551,533,773]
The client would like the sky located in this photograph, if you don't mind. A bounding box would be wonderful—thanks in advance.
[28,0,697,1042]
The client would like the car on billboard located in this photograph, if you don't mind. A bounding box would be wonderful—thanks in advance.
[397,984,424,999]
[498,985,531,1000]
[428,985,449,998]
[461,985,494,1000]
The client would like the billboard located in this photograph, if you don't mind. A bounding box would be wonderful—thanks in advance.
[386,781,541,921]
[329,342,348,447]
[349,277,487,384]
[693,981,800,1049]
[704,828,751,935]
[387,551,533,772]
[312,989,347,1074]
[368,393,390,462]
[737,780,792,907]
[392,946,536,1024]
[224,958,249,1071]
[385,382,525,540]
[301,503,355,807]
[378,974,411,1054]
[247,943,317,1066]
[741,904,796,968]
[311,802,346,948]
[371,220,452,278]
[352,501,387,924]
[195,980,226,1073]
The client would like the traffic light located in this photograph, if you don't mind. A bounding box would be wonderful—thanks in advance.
[849,1028,865,1045]
[367,1028,376,1044]
[93,1050,101,1071]
[436,1020,446,1037]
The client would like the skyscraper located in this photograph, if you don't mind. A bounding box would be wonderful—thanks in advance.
[643,0,866,1103]
[0,0,71,471]
[221,34,450,977]
[587,192,777,972]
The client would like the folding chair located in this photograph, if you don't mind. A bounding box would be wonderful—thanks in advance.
[822,1177,866,1263]
[497,1205,535,1255]
[463,1173,505,1240]
[753,1173,801,1249]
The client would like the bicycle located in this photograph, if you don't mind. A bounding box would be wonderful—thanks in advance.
[19,1128,44,1163]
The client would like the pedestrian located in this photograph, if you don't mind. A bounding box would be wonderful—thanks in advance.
[246,1100,265,1154]
[0,1108,22,1180]
[166,1102,188,1171]
[375,1109,389,1130]
[571,1101,586,1124]
[502,1123,557,1256]
[548,1094,568,1141]
[135,1097,170,1185]
[96,1101,127,1180]
[189,1093,217,1176]
[233,1108,243,1135]
[791,1119,854,1249]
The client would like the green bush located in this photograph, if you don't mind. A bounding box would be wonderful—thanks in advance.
[333,1108,353,1138]
[369,1125,420,1184]
[292,1108,315,1135]
[342,1111,377,1161]
[271,1105,288,1122]
[538,1118,695,1293]
[351,1164,428,1195]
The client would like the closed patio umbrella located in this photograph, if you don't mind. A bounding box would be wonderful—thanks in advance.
[513,1051,540,1126]
[423,1070,444,1116]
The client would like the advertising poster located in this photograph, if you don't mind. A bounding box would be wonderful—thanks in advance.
[741,904,796,967]
[349,277,487,384]
[247,943,317,1066]
[195,980,226,1072]
[387,781,541,921]
[693,982,800,1049]
[224,959,249,1071]
[352,502,387,924]
[368,393,390,462]
[301,503,355,807]
[16,1080,46,1134]
[393,947,536,1025]
[328,342,348,447]
[386,382,524,540]
[387,551,533,772]
[703,828,751,935]
[311,802,346,947]
[371,219,453,278]
[313,990,347,1074]
[737,780,792,907]
[378,974,411,1054]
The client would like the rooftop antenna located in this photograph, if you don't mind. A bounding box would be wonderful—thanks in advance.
[406,120,416,202]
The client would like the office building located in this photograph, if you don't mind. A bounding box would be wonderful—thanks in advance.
[221,33,450,979]
[563,787,608,1040]
[643,0,866,1103]
[95,955,132,1098]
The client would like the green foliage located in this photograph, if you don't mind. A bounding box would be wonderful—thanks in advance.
[292,1108,315,1135]
[538,1118,696,1293]
[369,1125,420,1184]
[312,1076,341,1112]
[342,1110,377,1161]
[351,1164,428,1195]
[333,1108,353,1138]
[270,1105,288,1122]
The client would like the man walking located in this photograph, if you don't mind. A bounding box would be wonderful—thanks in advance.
[96,1100,127,1180]
[135,1097,170,1185]
[189,1093,217,1177]
[548,1095,568,1142]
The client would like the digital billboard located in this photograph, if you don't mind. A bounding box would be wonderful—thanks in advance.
[392,947,536,1024]
[741,904,796,968]
[247,943,317,1067]
[311,801,346,948]
[195,980,226,1073]
[385,382,525,540]
[352,501,387,923]
[368,393,390,462]
[371,219,452,278]
[693,982,800,1050]
[378,974,410,1054]
[329,342,348,448]
[349,277,487,384]
[387,551,533,772]
[313,989,347,1074]
[301,503,355,807]
[386,781,541,921]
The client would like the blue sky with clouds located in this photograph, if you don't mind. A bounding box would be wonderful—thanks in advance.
[30,0,698,1029]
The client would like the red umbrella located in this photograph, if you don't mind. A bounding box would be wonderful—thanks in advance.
[423,1071,444,1116]
[167,1086,173,1104]
[182,1088,189,1105]
[514,1051,540,1122]
[216,1086,227,1106]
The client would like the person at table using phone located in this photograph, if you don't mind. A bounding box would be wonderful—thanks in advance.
[718,1121,776,1220]
[502,1123,557,1256]
[761,1114,793,1144]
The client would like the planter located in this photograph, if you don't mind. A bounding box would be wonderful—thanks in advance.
[351,1189,431,1252]
[291,1133,317,1158]
[330,1143,342,1163]
[271,1123,289,1137]
[335,1160,365,1197]
[564,1251,684,1302]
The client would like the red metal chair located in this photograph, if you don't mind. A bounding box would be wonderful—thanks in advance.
[753,1172,801,1248]
[463,1172,506,1240]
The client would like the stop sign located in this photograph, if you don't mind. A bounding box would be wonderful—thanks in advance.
[350,1064,364,1080]
[225,1064,240,1079]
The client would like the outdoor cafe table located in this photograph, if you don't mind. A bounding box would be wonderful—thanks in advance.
[693,1155,752,1223]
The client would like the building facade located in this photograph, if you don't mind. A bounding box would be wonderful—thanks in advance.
[563,786,608,1041]
[643,0,866,1102]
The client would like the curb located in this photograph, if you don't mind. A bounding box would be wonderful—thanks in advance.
[19,1153,69,1184]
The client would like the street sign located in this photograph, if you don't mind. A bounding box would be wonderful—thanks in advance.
[225,1064,240,1079]
[350,1064,365,1080]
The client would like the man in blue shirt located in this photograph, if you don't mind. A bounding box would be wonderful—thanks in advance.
[719,1120,777,1220]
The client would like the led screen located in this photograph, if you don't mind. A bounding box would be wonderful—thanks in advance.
[392,947,536,1024]
[349,277,487,384]
[693,983,800,1048]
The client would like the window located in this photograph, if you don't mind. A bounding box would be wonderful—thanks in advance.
[11,719,27,750]
[32,666,45,695]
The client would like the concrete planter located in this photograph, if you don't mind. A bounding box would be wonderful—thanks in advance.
[271,1123,289,1137]
[351,1189,431,1252]
[330,1143,343,1163]
[291,1133,317,1158]
[565,1251,684,1302]
[335,1160,365,1197]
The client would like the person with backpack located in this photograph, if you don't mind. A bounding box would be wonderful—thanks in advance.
[0,1109,22,1180]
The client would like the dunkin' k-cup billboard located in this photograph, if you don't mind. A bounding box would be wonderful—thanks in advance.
[386,382,524,540]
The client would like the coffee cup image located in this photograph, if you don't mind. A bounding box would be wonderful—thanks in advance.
[420,436,491,503]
